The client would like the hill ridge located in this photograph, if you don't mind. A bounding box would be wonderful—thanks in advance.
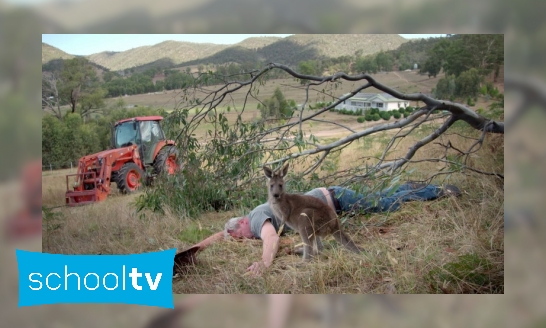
[43,34,407,71]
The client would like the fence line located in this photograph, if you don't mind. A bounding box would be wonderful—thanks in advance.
[42,162,76,172]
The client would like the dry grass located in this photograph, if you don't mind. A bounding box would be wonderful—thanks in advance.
[165,158,503,294]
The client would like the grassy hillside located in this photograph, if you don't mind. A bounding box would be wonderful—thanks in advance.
[42,42,74,63]
[85,40,231,72]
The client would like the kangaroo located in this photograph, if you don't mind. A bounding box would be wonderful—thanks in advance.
[263,163,361,260]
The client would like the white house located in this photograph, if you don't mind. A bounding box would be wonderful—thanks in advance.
[335,93,410,112]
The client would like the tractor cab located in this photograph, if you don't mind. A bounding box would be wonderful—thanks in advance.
[113,116,167,165]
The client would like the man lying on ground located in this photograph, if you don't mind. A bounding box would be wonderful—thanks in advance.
[175,182,462,276]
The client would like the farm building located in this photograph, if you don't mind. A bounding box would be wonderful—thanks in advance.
[335,93,410,112]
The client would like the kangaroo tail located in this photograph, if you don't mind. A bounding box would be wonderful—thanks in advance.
[334,230,362,253]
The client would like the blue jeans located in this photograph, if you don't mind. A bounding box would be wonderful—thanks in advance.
[329,183,444,214]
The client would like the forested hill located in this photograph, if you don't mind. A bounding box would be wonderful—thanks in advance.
[43,34,407,72]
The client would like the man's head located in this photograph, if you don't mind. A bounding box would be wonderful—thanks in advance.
[224,216,253,239]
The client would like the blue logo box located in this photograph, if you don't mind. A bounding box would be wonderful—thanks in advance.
[16,248,176,308]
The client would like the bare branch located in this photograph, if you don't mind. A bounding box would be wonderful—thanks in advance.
[167,64,504,192]
[390,115,457,173]
[265,108,430,166]
[268,63,504,134]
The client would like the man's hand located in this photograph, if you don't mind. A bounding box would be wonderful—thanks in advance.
[247,261,267,276]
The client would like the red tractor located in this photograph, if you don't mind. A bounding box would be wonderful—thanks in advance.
[65,116,179,206]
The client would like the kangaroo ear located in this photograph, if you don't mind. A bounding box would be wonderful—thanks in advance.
[263,165,273,179]
[280,162,289,177]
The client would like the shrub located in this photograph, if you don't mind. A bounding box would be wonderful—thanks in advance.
[365,114,373,121]
[467,96,475,106]
[381,111,392,120]
[392,111,401,119]
[372,113,381,121]
[455,68,481,98]
[489,86,499,98]
[357,116,365,123]
[484,81,500,98]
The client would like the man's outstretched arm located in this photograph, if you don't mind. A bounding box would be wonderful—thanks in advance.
[194,231,225,250]
[247,220,279,275]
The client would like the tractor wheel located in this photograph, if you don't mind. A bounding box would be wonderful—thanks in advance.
[111,171,118,185]
[153,146,180,176]
[116,162,145,194]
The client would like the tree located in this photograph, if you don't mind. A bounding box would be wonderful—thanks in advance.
[298,60,318,84]
[420,38,451,77]
[227,63,240,76]
[420,35,504,79]
[455,68,482,98]
[261,87,294,119]
[397,51,411,71]
[434,75,456,99]
[354,55,378,74]
[102,71,117,83]
[59,57,100,114]
[80,87,107,120]
[42,113,102,168]
[457,34,504,77]
[442,39,470,77]
[42,71,63,120]
[375,51,394,71]
[422,56,442,78]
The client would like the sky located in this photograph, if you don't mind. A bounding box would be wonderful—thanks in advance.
[42,34,446,56]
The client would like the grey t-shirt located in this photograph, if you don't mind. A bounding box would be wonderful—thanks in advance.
[248,188,330,239]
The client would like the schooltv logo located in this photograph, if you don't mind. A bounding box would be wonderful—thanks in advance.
[16,249,176,308]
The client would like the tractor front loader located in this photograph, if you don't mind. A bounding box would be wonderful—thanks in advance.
[65,116,180,206]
